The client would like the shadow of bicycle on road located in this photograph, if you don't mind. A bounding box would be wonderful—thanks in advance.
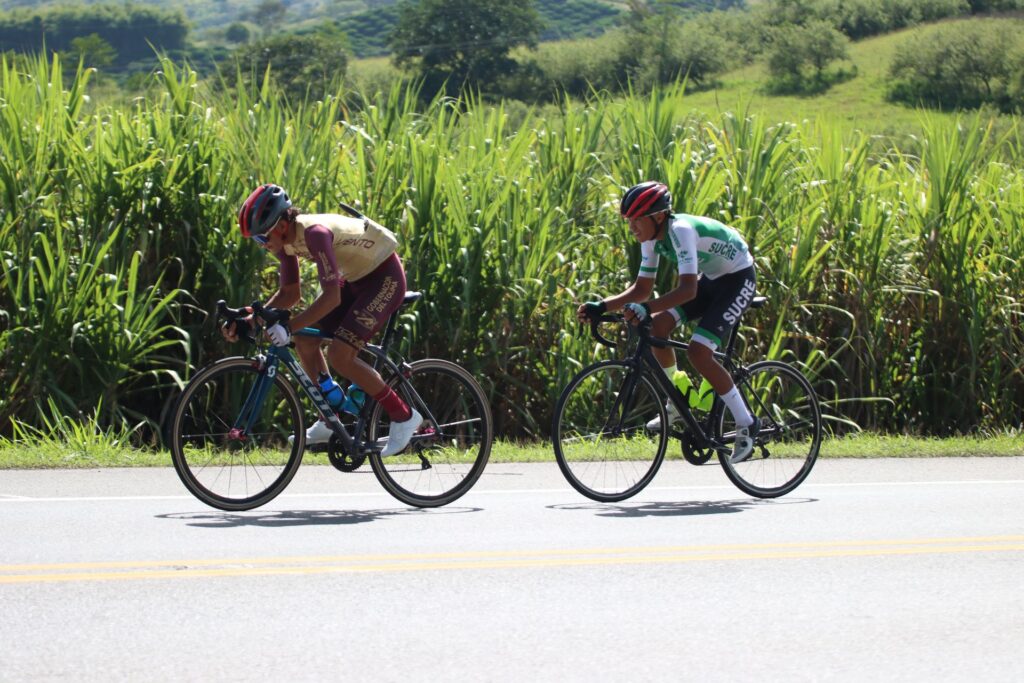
[548,497,817,518]
[157,505,482,528]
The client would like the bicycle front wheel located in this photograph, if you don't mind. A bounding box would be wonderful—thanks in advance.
[368,359,493,507]
[717,360,821,498]
[169,357,305,511]
[552,361,668,502]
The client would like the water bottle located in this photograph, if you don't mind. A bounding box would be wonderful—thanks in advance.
[673,371,714,412]
[672,370,695,405]
[693,378,714,412]
[341,383,366,415]
[318,373,345,411]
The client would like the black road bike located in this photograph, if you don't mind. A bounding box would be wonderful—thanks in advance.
[169,293,493,511]
[552,297,821,501]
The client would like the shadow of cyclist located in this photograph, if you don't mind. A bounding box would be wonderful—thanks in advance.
[547,497,816,518]
[157,506,482,528]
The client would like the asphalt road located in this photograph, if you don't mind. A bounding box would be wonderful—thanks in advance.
[2,458,1023,681]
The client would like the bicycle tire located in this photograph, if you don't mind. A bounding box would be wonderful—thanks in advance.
[367,359,493,507]
[552,360,668,502]
[170,357,305,511]
[716,360,821,498]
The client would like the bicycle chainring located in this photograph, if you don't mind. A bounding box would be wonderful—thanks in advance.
[680,431,715,466]
[327,434,366,472]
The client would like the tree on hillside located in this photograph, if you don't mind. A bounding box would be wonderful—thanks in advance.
[966,0,1024,12]
[232,28,350,102]
[765,18,850,94]
[65,33,117,70]
[225,22,251,45]
[248,0,288,36]
[887,22,1022,111]
[388,0,542,98]
[0,3,188,66]
[621,1,729,90]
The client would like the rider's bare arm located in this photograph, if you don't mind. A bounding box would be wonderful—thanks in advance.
[265,282,301,311]
[645,273,698,314]
[288,285,340,331]
[603,277,654,311]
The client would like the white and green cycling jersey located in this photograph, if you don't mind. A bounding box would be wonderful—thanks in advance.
[637,214,753,280]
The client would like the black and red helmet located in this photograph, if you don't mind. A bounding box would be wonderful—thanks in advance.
[620,181,672,219]
[238,184,292,238]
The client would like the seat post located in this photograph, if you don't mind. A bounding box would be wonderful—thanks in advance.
[377,312,399,358]
[373,291,422,369]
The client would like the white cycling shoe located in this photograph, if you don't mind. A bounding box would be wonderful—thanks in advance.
[288,419,333,447]
[730,417,761,463]
[645,402,683,432]
[380,409,424,457]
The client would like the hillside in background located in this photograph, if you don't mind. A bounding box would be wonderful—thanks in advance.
[0,0,631,51]
[0,2,751,57]
[680,15,1024,134]
[334,0,623,57]
[0,0,362,33]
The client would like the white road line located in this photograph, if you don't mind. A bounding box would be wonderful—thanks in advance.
[0,479,1022,503]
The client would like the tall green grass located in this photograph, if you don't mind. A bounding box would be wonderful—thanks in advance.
[1,55,1021,443]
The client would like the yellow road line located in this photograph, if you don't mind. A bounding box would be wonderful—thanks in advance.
[2,536,1023,585]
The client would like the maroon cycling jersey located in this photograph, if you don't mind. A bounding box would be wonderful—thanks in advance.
[276,213,398,288]
[276,224,340,289]
[272,215,406,350]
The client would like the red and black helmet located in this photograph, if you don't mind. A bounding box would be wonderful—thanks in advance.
[238,184,292,238]
[620,181,672,219]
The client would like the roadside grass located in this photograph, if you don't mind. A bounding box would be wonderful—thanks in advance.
[1,433,1020,469]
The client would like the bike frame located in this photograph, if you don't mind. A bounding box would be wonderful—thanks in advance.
[233,318,429,457]
[603,318,747,451]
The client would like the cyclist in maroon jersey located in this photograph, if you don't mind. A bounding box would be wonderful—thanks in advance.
[222,183,421,456]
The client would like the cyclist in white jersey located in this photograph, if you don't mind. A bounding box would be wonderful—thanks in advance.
[576,181,759,462]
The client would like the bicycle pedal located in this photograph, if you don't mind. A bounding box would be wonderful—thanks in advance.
[305,443,330,453]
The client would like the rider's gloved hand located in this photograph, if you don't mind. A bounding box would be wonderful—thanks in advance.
[266,323,291,347]
[220,315,253,343]
[577,300,607,323]
[623,302,651,324]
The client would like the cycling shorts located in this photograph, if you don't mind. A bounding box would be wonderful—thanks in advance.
[668,265,756,350]
[314,253,407,350]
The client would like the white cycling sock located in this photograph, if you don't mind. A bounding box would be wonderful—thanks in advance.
[661,365,678,409]
[661,364,675,383]
[721,386,754,427]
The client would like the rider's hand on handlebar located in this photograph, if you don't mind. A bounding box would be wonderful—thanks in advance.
[577,300,607,324]
[266,322,291,347]
[220,316,253,343]
[623,302,650,326]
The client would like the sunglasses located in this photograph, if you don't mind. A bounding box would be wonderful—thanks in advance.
[251,223,281,246]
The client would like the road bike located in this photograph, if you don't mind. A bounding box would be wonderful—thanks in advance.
[552,297,821,501]
[169,293,493,511]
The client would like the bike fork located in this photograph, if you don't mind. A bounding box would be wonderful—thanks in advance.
[232,364,276,438]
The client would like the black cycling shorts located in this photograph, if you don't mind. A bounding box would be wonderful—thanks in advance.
[671,265,756,350]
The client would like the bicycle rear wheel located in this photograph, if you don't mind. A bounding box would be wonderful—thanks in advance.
[170,357,305,511]
[552,361,668,502]
[368,359,492,507]
[717,360,821,498]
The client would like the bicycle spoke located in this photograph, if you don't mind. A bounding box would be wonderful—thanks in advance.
[171,359,304,510]
[718,361,821,497]
[369,359,492,507]
[553,362,667,502]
